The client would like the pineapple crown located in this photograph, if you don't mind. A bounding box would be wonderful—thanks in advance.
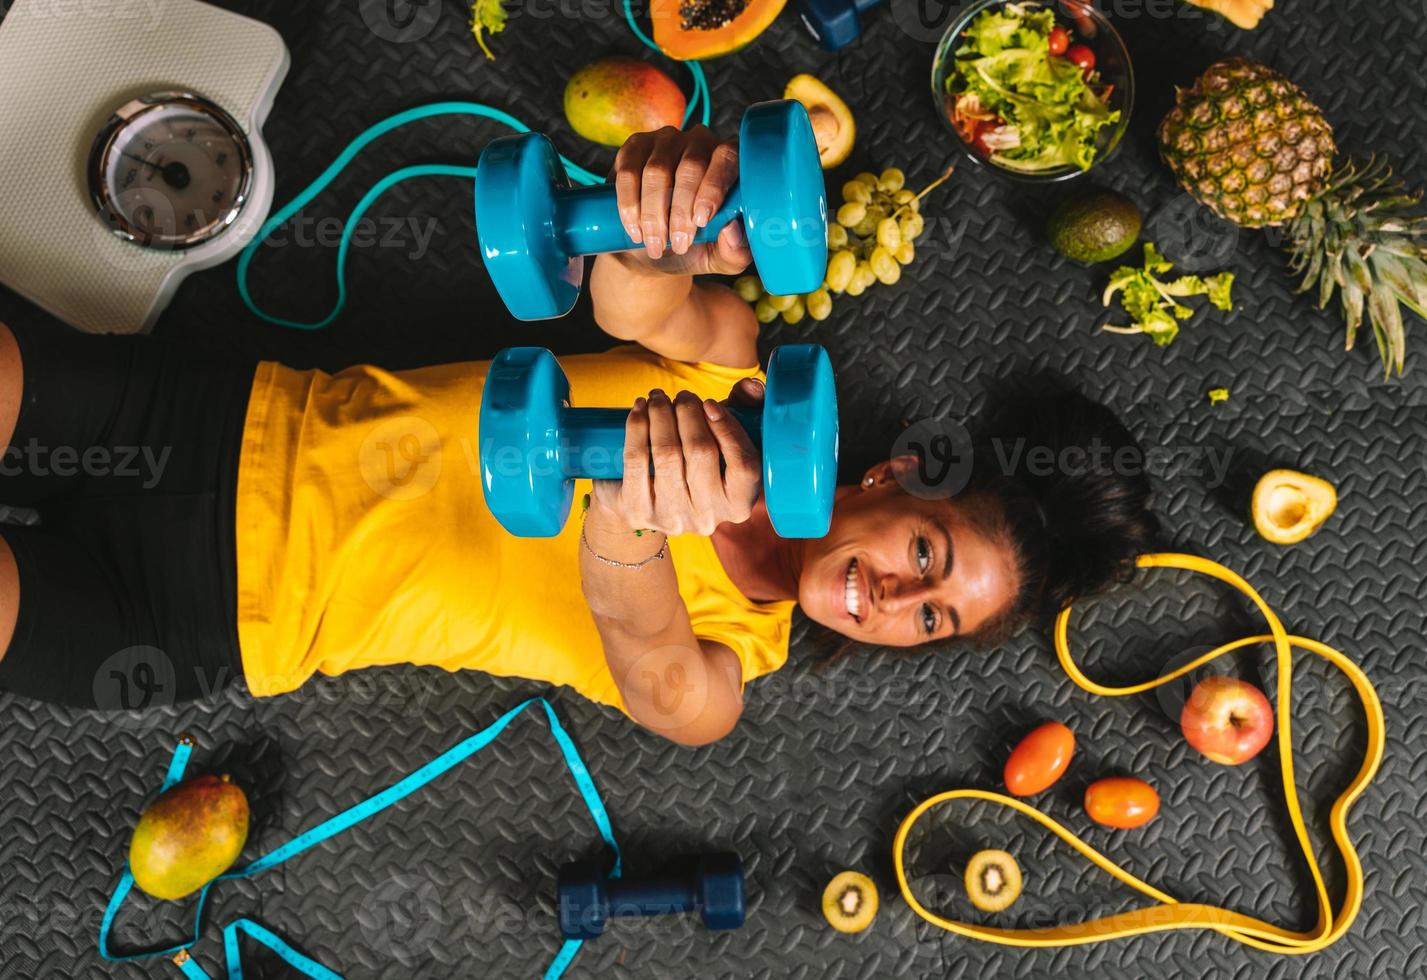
[1287,158,1427,378]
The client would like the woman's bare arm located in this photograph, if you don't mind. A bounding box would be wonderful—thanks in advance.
[582,506,744,746]
[589,126,760,370]
[581,385,764,745]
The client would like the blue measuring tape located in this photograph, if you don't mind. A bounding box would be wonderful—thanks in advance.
[239,4,712,331]
[99,698,621,980]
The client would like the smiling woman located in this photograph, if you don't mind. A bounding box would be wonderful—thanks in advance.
[715,389,1159,653]
[0,124,1156,746]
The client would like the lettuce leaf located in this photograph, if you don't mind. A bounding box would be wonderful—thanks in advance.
[962,5,1058,55]
[471,0,506,60]
[1205,272,1236,311]
[1102,244,1236,347]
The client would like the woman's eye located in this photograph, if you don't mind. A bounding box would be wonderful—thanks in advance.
[915,535,932,575]
[920,603,937,636]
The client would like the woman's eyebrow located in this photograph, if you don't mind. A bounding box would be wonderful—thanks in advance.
[937,519,954,580]
[936,518,962,635]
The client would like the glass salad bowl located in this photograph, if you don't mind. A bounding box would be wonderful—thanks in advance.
[931,0,1135,183]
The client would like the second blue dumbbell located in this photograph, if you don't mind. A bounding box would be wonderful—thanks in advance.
[479,344,839,539]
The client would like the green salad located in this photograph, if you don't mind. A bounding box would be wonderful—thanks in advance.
[948,2,1120,173]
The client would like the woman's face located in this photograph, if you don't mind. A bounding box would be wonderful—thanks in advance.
[797,460,1019,646]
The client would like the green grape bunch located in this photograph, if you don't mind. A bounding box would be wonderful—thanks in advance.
[735,167,953,325]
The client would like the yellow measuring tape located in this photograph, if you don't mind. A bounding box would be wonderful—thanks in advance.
[893,553,1385,954]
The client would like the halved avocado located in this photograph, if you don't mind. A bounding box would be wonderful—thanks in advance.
[1251,469,1338,545]
[784,74,855,170]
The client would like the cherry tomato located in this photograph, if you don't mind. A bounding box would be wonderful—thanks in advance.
[1084,778,1160,830]
[1065,44,1096,78]
[1047,25,1071,56]
[1004,722,1075,797]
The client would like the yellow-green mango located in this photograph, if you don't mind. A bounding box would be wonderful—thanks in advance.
[564,57,687,147]
[129,774,249,901]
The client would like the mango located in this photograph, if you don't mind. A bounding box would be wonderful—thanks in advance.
[564,57,687,148]
[129,774,249,901]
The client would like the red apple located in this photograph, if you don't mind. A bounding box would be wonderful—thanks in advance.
[1180,676,1274,765]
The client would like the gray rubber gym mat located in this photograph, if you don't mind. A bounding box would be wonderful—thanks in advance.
[1,0,1424,977]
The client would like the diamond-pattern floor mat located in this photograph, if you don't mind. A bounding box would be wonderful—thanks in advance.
[1,0,1424,977]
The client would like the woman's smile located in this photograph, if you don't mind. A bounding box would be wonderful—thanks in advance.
[842,557,865,624]
[789,466,1032,648]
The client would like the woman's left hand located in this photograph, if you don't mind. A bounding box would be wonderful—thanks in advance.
[589,379,765,537]
[612,125,753,276]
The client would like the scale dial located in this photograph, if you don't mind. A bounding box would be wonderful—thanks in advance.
[88,92,254,250]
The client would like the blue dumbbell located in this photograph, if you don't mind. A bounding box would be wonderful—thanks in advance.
[797,0,882,49]
[557,852,746,941]
[479,344,838,539]
[475,100,828,321]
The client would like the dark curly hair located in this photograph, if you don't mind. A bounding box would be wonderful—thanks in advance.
[955,389,1159,642]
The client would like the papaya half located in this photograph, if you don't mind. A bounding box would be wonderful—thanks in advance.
[651,0,787,60]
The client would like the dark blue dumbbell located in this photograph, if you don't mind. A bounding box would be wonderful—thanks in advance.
[475,99,828,321]
[797,0,883,50]
[557,853,746,941]
[479,344,838,539]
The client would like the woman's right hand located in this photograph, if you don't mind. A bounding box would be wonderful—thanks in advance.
[611,125,751,274]
[588,379,765,537]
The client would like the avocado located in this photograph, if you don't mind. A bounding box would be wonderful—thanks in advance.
[1251,469,1337,545]
[784,74,855,170]
[129,774,249,901]
[1047,189,1142,263]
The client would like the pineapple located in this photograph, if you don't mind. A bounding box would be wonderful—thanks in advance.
[1159,58,1427,378]
[1159,60,1334,228]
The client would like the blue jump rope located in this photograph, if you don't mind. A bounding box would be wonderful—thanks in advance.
[105,9,714,978]
[237,0,712,329]
[100,699,621,980]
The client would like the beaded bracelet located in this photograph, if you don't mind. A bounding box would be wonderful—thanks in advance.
[579,494,667,569]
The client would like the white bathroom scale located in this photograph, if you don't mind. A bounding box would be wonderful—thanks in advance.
[0,0,289,333]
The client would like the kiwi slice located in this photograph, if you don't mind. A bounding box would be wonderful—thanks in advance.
[821,871,879,933]
[964,850,1023,913]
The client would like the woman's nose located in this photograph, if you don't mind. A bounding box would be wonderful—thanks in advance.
[876,574,933,611]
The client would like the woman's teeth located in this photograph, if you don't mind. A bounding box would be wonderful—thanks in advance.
[845,559,862,622]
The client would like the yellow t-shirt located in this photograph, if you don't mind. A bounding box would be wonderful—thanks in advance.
[234,345,796,711]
